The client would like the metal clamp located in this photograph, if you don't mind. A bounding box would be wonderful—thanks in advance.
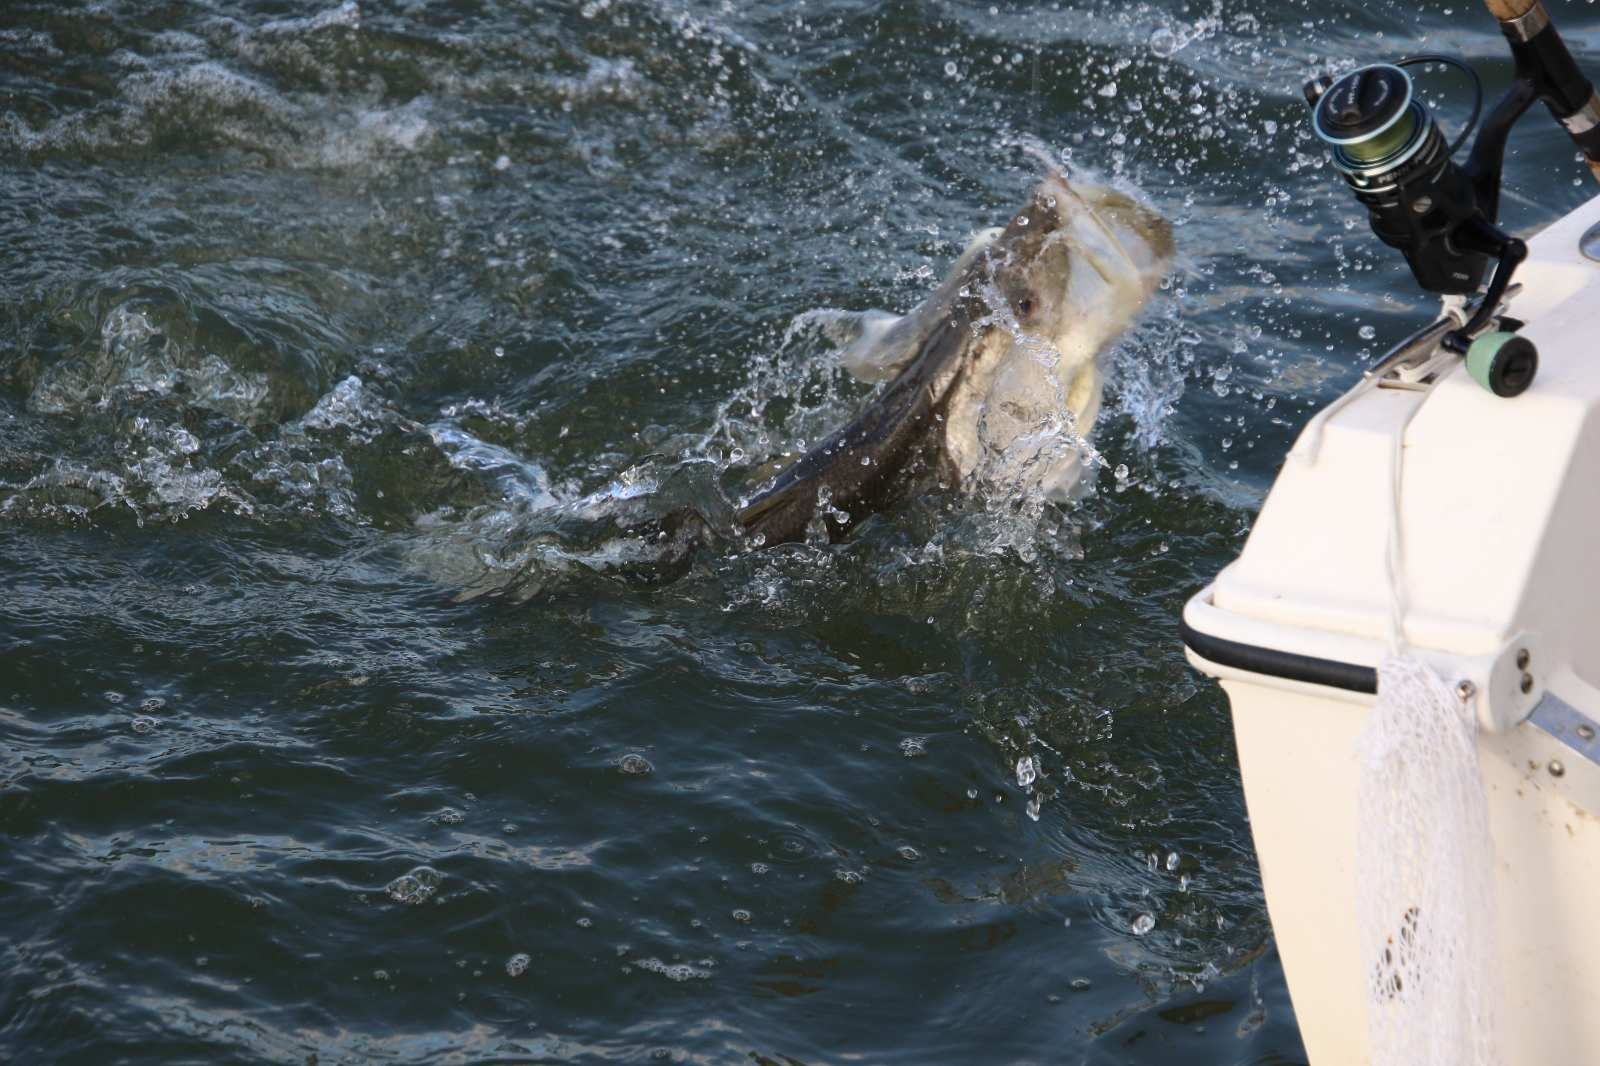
[1369,285,1522,392]
[1562,92,1600,136]
[1529,692,1600,768]
[1502,2,1551,43]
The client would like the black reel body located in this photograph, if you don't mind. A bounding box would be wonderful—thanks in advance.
[1307,7,1600,392]
[1311,63,1489,295]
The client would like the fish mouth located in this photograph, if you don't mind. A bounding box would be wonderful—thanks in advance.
[1038,173,1174,285]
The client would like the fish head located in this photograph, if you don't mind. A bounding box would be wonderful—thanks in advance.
[980,172,1173,367]
[944,173,1174,498]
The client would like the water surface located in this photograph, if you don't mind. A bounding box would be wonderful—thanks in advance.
[4,1,1598,1062]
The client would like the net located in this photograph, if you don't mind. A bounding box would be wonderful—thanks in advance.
[1356,654,1497,1066]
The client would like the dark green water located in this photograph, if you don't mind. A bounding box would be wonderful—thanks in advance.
[4,1,1597,1062]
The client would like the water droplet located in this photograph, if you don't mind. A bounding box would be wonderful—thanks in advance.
[1131,913,1156,936]
[899,736,927,757]
[750,862,769,874]
[1070,976,1092,991]
[732,909,751,923]
[506,952,531,977]
[1166,851,1179,872]
[1359,324,1377,340]
[1113,464,1130,482]
[433,807,465,826]
[897,845,921,861]
[130,716,159,734]
[1148,27,1178,58]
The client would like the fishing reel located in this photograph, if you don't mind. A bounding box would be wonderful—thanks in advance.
[1306,1,1600,397]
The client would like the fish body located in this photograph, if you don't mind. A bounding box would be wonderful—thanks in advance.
[737,173,1174,546]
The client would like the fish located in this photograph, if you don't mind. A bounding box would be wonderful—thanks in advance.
[427,170,1173,599]
[735,171,1174,548]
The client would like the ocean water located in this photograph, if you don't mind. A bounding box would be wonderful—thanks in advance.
[3,1,1596,1062]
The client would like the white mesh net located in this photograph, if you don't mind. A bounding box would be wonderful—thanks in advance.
[1356,654,1497,1066]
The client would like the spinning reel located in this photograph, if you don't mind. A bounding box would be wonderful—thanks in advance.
[1306,0,1600,397]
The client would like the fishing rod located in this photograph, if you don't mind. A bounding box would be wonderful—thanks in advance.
[1304,0,1600,397]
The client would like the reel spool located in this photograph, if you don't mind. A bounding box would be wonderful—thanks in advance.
[1308,61,1490,297]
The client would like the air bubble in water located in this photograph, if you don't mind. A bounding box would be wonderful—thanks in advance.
[1015,756,1038,788]
[732,909,751,923]
[1131,913,1156,936]
[1359,324,1377,340]
[1166,851,1179,871]
[1113,464,1130,482]
[618,753,654,775]
[506,952,531,977]
[386,866,442,905]
[943,61,958,77]
[1149,27,1179,58]
[899,736,927,757]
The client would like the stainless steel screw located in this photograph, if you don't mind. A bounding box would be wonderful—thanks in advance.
[1580,724,1597,742]
[1517,649,1531,671]
[1455,680,1476,701]
[1550,759,1567,778]
[1521,673,1535,694]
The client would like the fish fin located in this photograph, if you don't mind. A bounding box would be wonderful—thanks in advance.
[837,310,917,381]
[835,227,1002,382]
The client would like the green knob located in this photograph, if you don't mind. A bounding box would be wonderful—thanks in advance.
[1466,331,1538,398]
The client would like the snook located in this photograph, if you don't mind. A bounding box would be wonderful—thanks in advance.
[736,173,1173,547]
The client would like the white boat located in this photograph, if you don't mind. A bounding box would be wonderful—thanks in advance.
[1182,111,1600,1066]
[1181,3,1600,1061]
